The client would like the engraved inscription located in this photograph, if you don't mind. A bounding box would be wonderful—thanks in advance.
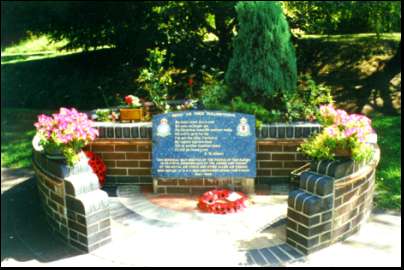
[152,111,256,178]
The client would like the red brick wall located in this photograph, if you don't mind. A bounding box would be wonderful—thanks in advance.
[86,138,310,187]
[256,140,309,179]
[84,139,152,185]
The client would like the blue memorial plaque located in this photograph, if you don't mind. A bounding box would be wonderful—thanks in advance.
[152,111,256,178]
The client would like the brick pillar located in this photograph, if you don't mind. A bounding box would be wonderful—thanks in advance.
[33,150,111,253]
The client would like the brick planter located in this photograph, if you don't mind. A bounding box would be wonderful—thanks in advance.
[32,150,111,253]
[32,119,380,257]
[286,144,380,254]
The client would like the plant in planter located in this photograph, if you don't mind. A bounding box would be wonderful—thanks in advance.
[136,48,173,113]
[299,104,376,162]
[34,107,99,166]
[94,108,112,122]
[119,94,144,122]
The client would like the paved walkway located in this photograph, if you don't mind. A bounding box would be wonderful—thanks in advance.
[1,168,401,267]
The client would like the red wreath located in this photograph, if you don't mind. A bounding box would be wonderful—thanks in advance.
[84,151,107,188]
[197,189,248,214]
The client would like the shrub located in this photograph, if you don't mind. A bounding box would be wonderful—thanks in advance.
[200,68,229,110]
[225,1,297,109]
[136,48,174,113]
[283,73,334,122]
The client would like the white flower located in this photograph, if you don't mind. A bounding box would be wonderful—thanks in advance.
[132,96,141,107]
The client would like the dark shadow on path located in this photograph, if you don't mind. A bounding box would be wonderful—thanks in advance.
[1,176,81,263]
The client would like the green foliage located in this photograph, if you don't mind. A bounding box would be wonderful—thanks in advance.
[299,131,338,160]
[1,1,238,69]
[299,131,373,162]
[225,1,297,111]
[283,73,334,122]
[95,109,111,122]
[284,1,401,35]
[202,70,333,124]
[200,68,228,110]
[136,48,174,113]
[229,97,284,123]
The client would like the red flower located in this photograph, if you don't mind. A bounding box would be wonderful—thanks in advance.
[187,78,194,87]
[124,95,133,106]
[84,151,107,188]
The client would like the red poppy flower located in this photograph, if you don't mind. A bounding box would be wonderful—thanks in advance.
[84,151,107,188]
[198,189,247,214]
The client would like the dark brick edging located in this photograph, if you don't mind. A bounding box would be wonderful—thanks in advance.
[32,150,112,253]
[92,122,322,139]
[285,144,380,254]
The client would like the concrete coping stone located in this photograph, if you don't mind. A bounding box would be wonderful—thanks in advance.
[65,172,100,196]
[77,190,110,215]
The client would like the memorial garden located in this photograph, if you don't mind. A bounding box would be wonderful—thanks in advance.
[1,1,401,267]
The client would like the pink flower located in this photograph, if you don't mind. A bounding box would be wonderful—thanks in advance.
[34,107,98,147]
[325,126,338,137]
[335,109,348,125]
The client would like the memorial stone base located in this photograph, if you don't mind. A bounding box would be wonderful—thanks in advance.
[153,177,255,194]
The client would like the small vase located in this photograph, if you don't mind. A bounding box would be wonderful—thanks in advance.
[120,107,144,122]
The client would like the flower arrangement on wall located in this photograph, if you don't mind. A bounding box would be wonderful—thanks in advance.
[34,107,99,166]
[299,104,376,162]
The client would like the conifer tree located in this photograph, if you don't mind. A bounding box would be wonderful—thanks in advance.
[225,1,297,106]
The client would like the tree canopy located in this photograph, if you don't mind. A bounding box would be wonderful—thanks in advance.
[2,1,401,68]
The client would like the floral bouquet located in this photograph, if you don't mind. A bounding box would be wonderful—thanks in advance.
[124,95,142,108]
[34,107,99,166]
[299,104,376,162]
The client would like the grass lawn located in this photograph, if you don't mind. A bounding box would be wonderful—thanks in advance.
[1,108,51,168]
[371,115,401,209]
[1,108,401,210]
[1,34,113,64]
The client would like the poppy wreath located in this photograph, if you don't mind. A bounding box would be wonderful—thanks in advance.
[84,151,107,188]
[197,189,248,214]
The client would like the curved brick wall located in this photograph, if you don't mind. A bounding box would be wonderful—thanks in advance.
[286,144,380,254]
[86,122,322,193]
[33,120,379,256]
[32,150,112,253]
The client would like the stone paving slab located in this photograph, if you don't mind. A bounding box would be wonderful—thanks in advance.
[116,185,288,242]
